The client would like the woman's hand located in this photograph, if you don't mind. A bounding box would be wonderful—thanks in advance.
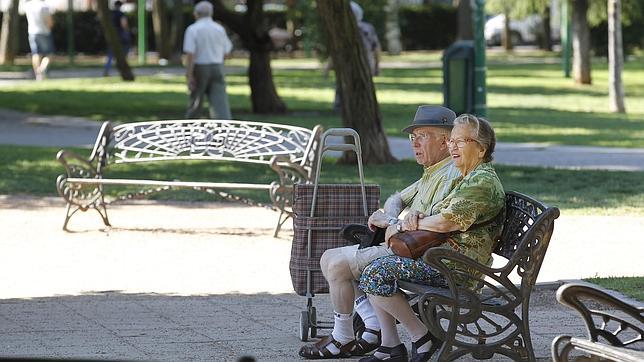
[402,210,425,231]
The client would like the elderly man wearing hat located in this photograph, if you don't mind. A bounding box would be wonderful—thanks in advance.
[299,105,460,359]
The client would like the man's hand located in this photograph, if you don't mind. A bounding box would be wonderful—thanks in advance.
[401,210,425,232]
[187,74,196,92]
[368,210,392,231]
[384,224,398,248]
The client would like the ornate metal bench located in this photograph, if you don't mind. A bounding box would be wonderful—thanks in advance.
[56,120,322,236]
[551,283,644,362]
[398,191,560,361]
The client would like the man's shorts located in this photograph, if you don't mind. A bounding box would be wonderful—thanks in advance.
[28,34,54,55]
[340,244,394,280]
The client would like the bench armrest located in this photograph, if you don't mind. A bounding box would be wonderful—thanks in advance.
[57,149,98,179]
[423,247,521,305]
[415,247,527,347]
[269,155,310,210]
[556,283,644,348]
[56,149,103,207]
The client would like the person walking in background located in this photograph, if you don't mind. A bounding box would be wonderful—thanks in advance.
[183,1,233,119]
[103,1,131,77]
[24,0,54,80]
[351,1,380,76]
[332,1,381,112]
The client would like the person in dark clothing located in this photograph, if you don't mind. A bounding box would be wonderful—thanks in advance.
[103,1,131,77]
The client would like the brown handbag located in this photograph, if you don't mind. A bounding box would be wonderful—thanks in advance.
[388,210,504,259]
[388,230,450,259]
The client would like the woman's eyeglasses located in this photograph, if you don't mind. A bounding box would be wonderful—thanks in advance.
[447,138,478,148]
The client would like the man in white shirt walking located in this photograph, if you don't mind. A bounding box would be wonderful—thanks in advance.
[24,0,54,80]
[183,1,233,119]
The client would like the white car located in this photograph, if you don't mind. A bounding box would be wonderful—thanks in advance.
[484,14,544,46]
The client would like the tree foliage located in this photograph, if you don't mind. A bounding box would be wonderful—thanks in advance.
[588,0,644,26]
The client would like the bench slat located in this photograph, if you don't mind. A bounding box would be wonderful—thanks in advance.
[66,178,274,190]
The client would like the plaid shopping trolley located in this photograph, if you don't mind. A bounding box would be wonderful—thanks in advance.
[289,128,380,341]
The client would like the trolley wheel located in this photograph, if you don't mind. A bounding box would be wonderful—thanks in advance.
[299,310,310,341]
[310,306,317,338]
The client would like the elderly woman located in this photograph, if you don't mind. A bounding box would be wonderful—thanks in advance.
[357,114,505,362]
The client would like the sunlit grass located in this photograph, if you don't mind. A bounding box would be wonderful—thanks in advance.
[0,53,643,147]
[585,276,644,301]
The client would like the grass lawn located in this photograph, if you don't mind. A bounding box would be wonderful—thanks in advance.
[2,145,643,216]
[585,276,644,301]
[0,52,643,148]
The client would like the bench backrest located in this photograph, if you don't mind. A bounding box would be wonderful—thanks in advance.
[493,191,560,294]
[91,120,321,175]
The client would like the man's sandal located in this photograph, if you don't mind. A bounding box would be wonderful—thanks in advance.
[352,328,381,356]
[298,335,356,359]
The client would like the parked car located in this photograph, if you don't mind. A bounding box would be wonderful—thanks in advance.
[485,14,545,46]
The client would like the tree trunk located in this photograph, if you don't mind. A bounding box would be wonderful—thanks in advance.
[152,0,172,61]
[168,0,183,64]
[572,0,591,84]
[384,0,402,55]
[211,0,287,114]
[249,49,286,113]
[0,0,19,65]
[608,0,626,113]
[455,0,473,40]
[316,0,396,164]
[502,10,513,50]
[96,1,134,81]
[540,5,553,51]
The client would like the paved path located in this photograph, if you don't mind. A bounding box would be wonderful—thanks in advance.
[1,195,642,361]
[2,108,644,171]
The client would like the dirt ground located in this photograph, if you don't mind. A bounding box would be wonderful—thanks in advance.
[1,195,642,300]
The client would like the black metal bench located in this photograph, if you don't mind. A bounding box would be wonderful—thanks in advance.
[398,191,560,361]
[56,120,322,236]
[551,283,644,362]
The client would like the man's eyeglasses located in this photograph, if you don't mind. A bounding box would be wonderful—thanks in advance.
[408,132,435,142]
[447,138,478,148]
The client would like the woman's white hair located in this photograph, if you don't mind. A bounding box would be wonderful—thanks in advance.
[454,114,496,163]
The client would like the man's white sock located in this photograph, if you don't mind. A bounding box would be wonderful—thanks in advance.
[354,294,380,344]
[325,311,354,355]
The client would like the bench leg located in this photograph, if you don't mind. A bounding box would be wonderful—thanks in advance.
[61,197,110,231]
[62,202,78,231]
[273,209,291,237]
[94,197,111,227]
